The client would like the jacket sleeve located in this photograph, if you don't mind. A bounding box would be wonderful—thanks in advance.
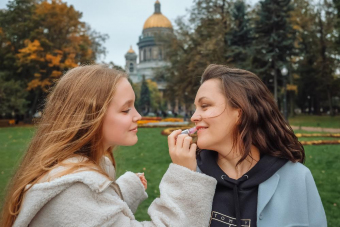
[305,169,327,227]
[32,163,217,227]
[116,171,148,214]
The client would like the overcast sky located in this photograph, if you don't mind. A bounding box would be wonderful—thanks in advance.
[0,0,258,67]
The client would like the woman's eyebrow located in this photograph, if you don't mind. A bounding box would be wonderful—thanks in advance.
[122,99,134,107]
[194,96,209,105]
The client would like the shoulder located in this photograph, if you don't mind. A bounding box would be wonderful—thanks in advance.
[33,155,115,193]
[280,161,310,173]
[28,181,133,227]
[279,161,311,173]
[276,161,313,183]
[32,169,113,194]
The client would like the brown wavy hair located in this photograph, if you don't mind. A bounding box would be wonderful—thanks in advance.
[0,65,127,227]
[201,64,305,165]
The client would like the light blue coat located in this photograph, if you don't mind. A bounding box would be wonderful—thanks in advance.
[198,161,327,227]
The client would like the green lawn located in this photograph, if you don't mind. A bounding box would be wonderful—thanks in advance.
[0,126,339,226]
[289,115,340,128]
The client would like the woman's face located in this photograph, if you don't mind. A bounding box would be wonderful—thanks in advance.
[191,79,240,151]
[102,78,141,148]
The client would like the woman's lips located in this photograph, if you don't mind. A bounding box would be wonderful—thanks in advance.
[130,127,138,132]
[197,127,208,134]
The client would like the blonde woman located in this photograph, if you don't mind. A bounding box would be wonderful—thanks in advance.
[0,65,217,227]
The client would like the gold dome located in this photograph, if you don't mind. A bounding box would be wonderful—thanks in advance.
[143,1,172,30]
[127,45,135,53]
[143,14,172,30]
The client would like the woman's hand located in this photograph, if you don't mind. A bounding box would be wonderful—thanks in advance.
[136,173,147,190]
[168,129,197,171]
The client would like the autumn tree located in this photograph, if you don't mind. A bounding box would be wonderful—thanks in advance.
[0,0,108,117]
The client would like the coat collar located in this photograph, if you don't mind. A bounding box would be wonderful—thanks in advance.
[257,173,280,218]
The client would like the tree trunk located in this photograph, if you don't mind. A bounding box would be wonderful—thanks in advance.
[327,88,334,116]
[29,89,41,118]
[318,12,334,116]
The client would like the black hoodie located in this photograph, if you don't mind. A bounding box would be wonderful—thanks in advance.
[197,150,288,227]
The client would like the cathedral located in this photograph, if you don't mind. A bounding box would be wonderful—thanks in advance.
[124,0,172,90]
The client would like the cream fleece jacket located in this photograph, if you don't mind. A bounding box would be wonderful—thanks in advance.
[13,156,217,227]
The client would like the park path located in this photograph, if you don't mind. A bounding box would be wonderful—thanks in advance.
[291,125,340,133]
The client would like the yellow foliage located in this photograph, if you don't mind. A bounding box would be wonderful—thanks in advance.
[63,54,78,68]
[54,49,63,55]
[17,40,45,63]
[51,70,62,78]
[41,79,52,92]
[46,53,62,67]
[27,79,41,91]
[292,25,302,31]
[18,0,94,92]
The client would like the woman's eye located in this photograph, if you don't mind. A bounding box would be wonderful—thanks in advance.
[201,104,209,109]
[122,108,131,113]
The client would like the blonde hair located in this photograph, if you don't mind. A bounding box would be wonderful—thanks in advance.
[1,65,127,226]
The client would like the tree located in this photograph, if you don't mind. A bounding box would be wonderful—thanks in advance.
[162,0,233,105]
[225,0,254,69]
[139,76,151,115]
[0,0,108,117]
[290,0,339,115]
[102,61,125,72]
[290,0,320,114]
[0,72,28,117]
[146,79,163,112]
[0,0,37,77]
[252,0,297,102]
[315,0,338,115]
[333,0,340,47]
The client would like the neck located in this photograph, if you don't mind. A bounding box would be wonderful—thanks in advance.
[216,144,260,180]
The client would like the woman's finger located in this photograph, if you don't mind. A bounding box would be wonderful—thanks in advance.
[168,130,182,151]
[182,136,192,152]
[176,134,187,151]
[189,143,197,156]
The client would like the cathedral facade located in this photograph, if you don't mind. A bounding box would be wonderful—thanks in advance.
[124,1,172,90]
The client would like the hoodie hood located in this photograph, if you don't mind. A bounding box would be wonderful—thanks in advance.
[13,156,115,227]
[198,150,288,189]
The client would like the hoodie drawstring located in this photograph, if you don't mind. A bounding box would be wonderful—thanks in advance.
[233,184,241,227]
[222,174,247,227]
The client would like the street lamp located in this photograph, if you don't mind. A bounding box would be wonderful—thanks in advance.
[281,66,288,121]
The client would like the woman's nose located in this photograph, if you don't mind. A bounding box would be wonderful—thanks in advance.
[133,109,142,122]
[191,110,202,123]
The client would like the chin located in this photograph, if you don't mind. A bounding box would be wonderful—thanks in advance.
[197,138,212,150]
[126,137,138,146]
[116,136,138,146]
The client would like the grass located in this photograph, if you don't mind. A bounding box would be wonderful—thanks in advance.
[0,127,35,200]
[0,126,339,226]
[289,115,340,128]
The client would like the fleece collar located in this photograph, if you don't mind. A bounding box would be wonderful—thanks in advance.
[14,156,114,227]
